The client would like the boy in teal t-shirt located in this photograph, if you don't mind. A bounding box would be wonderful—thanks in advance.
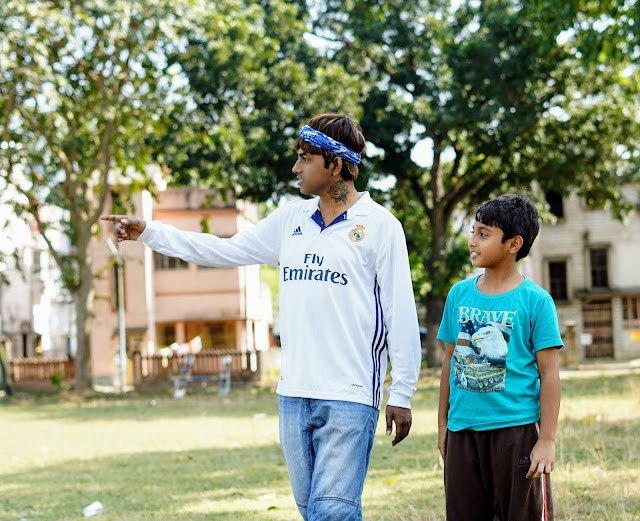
[437,194,563,521]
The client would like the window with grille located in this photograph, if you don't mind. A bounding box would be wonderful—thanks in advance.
[156,324,176,347]
[545,190,564,218]
[589,248,609,289]
[126,334,144,354]
[154,252,189,270]
[185,322,236,350]
[622,296,640,328]
[548,261,568,301]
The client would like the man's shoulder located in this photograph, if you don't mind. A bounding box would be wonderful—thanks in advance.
[365,197,397,219]
[269,197,317,218]
[358,197,403,232]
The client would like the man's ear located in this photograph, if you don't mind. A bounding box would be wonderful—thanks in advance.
[508,235,524,254]
[332,157,343,176]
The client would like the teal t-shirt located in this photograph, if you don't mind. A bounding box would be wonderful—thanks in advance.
[437,275,563,432]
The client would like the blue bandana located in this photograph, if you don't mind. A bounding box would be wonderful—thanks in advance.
[298,125,362,165]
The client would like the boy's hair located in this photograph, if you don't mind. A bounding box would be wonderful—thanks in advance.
[295,113,366,181]
[475,194,540,261]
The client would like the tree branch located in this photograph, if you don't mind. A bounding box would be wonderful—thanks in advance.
[444,157,493,216]
[12,184,76,289]
[88,120,114,226]
[429,137,443,203]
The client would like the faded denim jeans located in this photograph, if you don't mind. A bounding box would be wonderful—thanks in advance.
[279,396,379,521]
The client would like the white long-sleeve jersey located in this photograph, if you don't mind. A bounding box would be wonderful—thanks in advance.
[138,192,421,409]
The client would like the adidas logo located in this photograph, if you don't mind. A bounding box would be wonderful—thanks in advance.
[291,226,303,236]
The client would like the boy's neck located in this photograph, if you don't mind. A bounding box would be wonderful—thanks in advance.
[318,180,360,222]
[476,266,524,295]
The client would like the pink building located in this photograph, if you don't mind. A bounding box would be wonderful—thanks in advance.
[92,187,273,387]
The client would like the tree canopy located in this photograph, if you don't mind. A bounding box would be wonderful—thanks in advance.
[152,0,363,199]
[0,0,179,390]
[300,0,640,364]
[148,0,639,366]
[1,0,637,381]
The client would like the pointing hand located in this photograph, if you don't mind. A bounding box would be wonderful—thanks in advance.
[100,215,147,242]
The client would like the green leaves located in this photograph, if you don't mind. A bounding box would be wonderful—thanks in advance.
[150,0,361,200]
[298,0,640,364]
[1,0,179,246]
[0,0,186,389]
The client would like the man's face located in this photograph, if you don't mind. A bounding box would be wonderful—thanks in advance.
[291,149,335,196]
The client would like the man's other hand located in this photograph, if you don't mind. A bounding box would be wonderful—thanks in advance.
[385,405,412,446]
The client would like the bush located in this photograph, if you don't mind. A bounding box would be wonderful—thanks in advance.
[50,371,65,389]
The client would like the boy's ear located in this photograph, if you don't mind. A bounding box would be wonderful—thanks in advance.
[508,235,524,254]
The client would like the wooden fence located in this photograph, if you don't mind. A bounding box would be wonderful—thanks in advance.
[131,349,260,387]
[9,357,75,383]
[7,350,260,388]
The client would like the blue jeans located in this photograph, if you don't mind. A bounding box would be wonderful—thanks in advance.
[279,397,379,521]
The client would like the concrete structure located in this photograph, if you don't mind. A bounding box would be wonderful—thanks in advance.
[92,187,273,387]
[0,188,74,361]
[524,186,640,362]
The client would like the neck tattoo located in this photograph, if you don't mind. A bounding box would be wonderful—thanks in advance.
[328,180,349,204]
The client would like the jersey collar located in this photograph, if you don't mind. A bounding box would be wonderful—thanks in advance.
[303,191,373,219]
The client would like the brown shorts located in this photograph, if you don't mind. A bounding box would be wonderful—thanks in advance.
[444,423,553,521]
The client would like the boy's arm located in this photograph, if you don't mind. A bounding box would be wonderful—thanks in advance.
[437,342,455,459]
[527,346,561,479]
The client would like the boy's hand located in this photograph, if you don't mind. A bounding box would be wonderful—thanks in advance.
[437,425,447,459]
[101,215,147,242]
[385,405,411,446]
[527,437,555,478]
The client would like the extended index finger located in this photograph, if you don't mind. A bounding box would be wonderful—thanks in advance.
[100,215,128,222]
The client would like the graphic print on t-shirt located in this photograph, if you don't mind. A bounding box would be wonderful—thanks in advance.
[453,306,515,393]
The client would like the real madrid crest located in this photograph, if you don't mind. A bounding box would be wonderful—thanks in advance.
[349,224,365,242]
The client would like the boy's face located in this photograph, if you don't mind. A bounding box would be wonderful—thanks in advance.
[468,221,514,269]
[292,149,335,196]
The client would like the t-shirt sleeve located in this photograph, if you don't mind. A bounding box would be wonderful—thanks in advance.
[531,295,564,351]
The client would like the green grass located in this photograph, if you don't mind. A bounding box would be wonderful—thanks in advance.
[1,370,639,520]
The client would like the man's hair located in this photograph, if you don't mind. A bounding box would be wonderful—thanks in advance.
[475,194,540,261]
[295,113,366,181]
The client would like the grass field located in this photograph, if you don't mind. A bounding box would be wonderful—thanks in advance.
[1,368,639,520]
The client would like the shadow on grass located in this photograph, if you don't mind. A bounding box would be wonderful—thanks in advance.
[560,371,640,399]
[365,431,446,521]
[8,369,634,424]
[1,372,443,425]
[0,431,446,521]
[2,410,638,520]
[0,442,295,521]
[0,386,282,423]
[558,414,640,468]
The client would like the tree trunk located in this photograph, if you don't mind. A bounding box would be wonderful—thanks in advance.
[72,254,95,393]
[424,202,450,367]
[424,295,446,367]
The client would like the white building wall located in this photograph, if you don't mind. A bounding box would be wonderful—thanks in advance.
[527,187,640,361]
[0,186,73,360]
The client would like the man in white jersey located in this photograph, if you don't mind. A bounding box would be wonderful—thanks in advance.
[101,113,421,521]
